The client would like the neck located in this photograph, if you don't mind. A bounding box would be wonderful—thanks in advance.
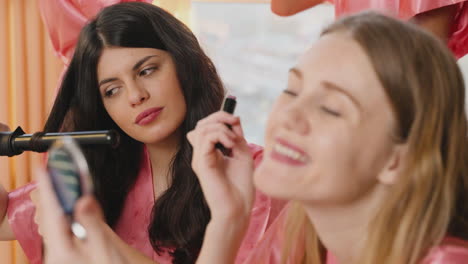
[145,131,181,199]
[302,185,389,264]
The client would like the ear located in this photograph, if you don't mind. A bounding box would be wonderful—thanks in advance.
[377,143,408,185]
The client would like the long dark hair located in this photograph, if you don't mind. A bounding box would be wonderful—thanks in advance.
[44,3,225,263]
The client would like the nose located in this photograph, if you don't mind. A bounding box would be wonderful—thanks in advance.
[127,81,150,107]
[279,100,310,135]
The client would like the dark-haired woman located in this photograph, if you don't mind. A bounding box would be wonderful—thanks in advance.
[0,3,282,264]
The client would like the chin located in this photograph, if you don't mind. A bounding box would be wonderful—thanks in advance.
[137,126,178,143]
[253,170,297,201]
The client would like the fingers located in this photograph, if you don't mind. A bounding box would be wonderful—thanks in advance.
[203,124,237,151]
[73,196,109,251]
[188,111,243,148]
[187,111,252,171]
[229,122,251,157]
[74,196,104,222]
[74,197,137,264]
[36,168,73,249]
[195,112,241,134]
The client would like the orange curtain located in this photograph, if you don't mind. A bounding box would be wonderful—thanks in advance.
[0,0,63,263]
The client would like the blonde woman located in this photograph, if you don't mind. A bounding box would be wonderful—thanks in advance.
[188,12,468,264]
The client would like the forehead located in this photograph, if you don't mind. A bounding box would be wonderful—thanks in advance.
[295,33,385,109]
[97,47,166,76]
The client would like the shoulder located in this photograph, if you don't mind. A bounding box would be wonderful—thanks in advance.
[422,237,468,263]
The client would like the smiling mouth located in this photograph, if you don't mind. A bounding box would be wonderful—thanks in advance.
[270,140,309,166]
[273,143,307,161]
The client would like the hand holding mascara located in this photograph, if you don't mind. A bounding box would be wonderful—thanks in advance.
[215,95,237,156]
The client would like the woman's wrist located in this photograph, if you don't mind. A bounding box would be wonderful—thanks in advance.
[208,213,250,232]
[197,217,250,264]
[210,203,252,224]
[208,214,250,249]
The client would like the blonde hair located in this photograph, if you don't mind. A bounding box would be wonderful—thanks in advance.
[281,12,468,264]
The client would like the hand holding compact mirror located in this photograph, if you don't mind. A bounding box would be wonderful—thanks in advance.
[46,137,93,240]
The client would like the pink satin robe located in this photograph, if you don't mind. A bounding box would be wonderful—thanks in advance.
[321,0,468,58]
[7,144,283,264]
[243,204,468,264]
[42,0,468,64]
[333,0,468,58]
[38,0,153,65]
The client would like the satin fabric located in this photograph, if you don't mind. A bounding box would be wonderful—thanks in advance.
[242,203,306,264]
[38,0,152,65]
[329,0,468,58]
[7,144,278,264]
[421,237,468,264]
[243,204,468,264]
[41,0,468,62]
[280,0,468,58]
[329,0,466,19]
[6,183,42,264]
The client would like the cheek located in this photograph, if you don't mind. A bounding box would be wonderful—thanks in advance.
[313,141,382,202]
[173,89,186,113]
[315,134,363,178]
[295,137,360,196]
[160,85,187,131]
[253,160,300,200]
[175,102,187,123]
[346,121,395,178]
[151,73,186,109]
[103,101,129,129]
[264,120,275,150]
[167,88,187,122]
[264,100,285,148]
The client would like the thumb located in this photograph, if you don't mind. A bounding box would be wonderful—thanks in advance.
[73,196,106,240]
[74,196,130,264]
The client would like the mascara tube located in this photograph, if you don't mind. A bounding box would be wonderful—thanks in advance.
[215,95,237,155]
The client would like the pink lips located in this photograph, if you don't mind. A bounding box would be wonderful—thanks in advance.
[135,107,164,125]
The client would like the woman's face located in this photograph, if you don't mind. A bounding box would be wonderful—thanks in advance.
[97,47,186,145]
[255,33,400,206]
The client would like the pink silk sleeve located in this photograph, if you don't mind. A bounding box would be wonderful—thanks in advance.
[38,0,152,65]
[7,182,43,264]
[272,0,468,58]
[331,0,466,19]
[242,203,306,264]
[448,3,468,58]
[421,237,468,263]
[331,0,468,58]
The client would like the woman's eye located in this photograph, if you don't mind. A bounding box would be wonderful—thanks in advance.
[320,106,341,117]
[104,87,119,98]
[283,89,298,97]
[139,66,157,77]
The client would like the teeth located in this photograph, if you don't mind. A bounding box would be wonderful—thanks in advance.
[273,143,307,162]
